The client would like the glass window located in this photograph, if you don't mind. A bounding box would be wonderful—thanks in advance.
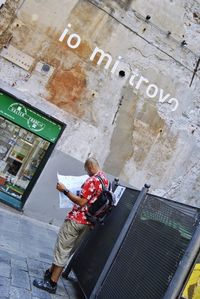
[0,116,50,200]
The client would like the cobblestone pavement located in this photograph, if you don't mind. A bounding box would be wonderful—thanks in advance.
[0,207,84,299]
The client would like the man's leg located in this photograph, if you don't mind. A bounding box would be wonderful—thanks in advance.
[51,220,87,280]
[44,263,56,280]
[50,265,64,282]
[44,220,76,280]
[62,224,89,279]
[33,220,87,293]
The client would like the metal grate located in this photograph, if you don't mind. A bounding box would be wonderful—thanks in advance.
[72,188,140,298]
[141,195,198,240]
[97,195,198,299]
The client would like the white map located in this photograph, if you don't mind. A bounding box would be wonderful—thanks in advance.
[57,173,89,209]
[113,186,126,205]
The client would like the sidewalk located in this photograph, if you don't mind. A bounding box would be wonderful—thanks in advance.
[0,207,84,299]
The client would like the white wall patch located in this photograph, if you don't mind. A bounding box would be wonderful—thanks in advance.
[0,45,34,71]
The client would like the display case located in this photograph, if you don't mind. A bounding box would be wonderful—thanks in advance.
[0,90,65,209]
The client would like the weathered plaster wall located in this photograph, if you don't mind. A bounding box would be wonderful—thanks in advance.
[0,0,200,209]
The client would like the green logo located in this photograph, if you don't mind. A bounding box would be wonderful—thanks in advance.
[27,117,45,131]
[8,103,45,132]
[9,103,27,118]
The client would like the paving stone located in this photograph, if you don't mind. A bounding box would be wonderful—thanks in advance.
[51,294,70,299]
[42,261,52,271]
[0,276,10,298]
[55,279,66,297]
[27,258,46,277]
[11,253,27,261]
[29,267,45,278]
[0,249,11,264]
[11,257,28,271]
[27,258,45,271]
[10,286,32,299]
[39,253,53,263]
[11,267,30,290]
[0,262,11,278]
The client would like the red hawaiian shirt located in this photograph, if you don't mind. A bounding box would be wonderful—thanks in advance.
[66,171,109,225]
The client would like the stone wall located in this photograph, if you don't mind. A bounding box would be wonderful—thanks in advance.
[0,0,199,208]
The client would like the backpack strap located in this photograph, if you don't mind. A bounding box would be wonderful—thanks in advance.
[95,175,112,192]
[95,175,107,191]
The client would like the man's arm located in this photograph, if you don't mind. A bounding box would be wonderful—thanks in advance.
[56,182,87,207]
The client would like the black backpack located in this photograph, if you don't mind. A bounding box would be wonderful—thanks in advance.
[85,175,115,225]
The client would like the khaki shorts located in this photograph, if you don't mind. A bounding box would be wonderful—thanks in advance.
[53,219,87,267]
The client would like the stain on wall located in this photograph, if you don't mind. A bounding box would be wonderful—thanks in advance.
[47,64,87,117]
[103,87,137,175]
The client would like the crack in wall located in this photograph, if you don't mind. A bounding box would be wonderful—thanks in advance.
[112,96,123,125]
[128,45,153,59]
[189,57,200,87]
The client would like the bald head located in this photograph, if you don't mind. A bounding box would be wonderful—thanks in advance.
[84,158,100,176]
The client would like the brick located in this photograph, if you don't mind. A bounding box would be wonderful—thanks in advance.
[11,267,30,290]
[51,294,70,299]
[27,258,45,277]
[29,267,44,278]
[0,276,10,298]
[11,253,27,262]
[11,257,28,271]
[0,262,11,278]
[55,279,66,297]
[39,253,53,262]
[27,258,45,271]
[0,249,11,264]
[42,261,52,271]
[10,286,31,299]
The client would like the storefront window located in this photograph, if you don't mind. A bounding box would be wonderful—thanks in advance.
[0,116,50,200]
[0,90,64,209]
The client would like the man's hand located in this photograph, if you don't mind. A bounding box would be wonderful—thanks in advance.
[56,182,87,207]
[56,182,66,192]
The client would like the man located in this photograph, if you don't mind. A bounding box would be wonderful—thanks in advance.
[33,157,109,294]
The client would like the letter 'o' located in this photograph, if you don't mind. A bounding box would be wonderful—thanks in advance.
[146,84,158,98]
[67,33,81,49]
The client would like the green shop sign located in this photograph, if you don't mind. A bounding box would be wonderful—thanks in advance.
[0,92,62,143]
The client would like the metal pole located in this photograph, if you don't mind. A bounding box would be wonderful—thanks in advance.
[163,222,200,299]
[89,183,150,299]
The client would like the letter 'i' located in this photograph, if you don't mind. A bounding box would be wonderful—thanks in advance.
[59,24,72,42]
[111,56,122,74]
